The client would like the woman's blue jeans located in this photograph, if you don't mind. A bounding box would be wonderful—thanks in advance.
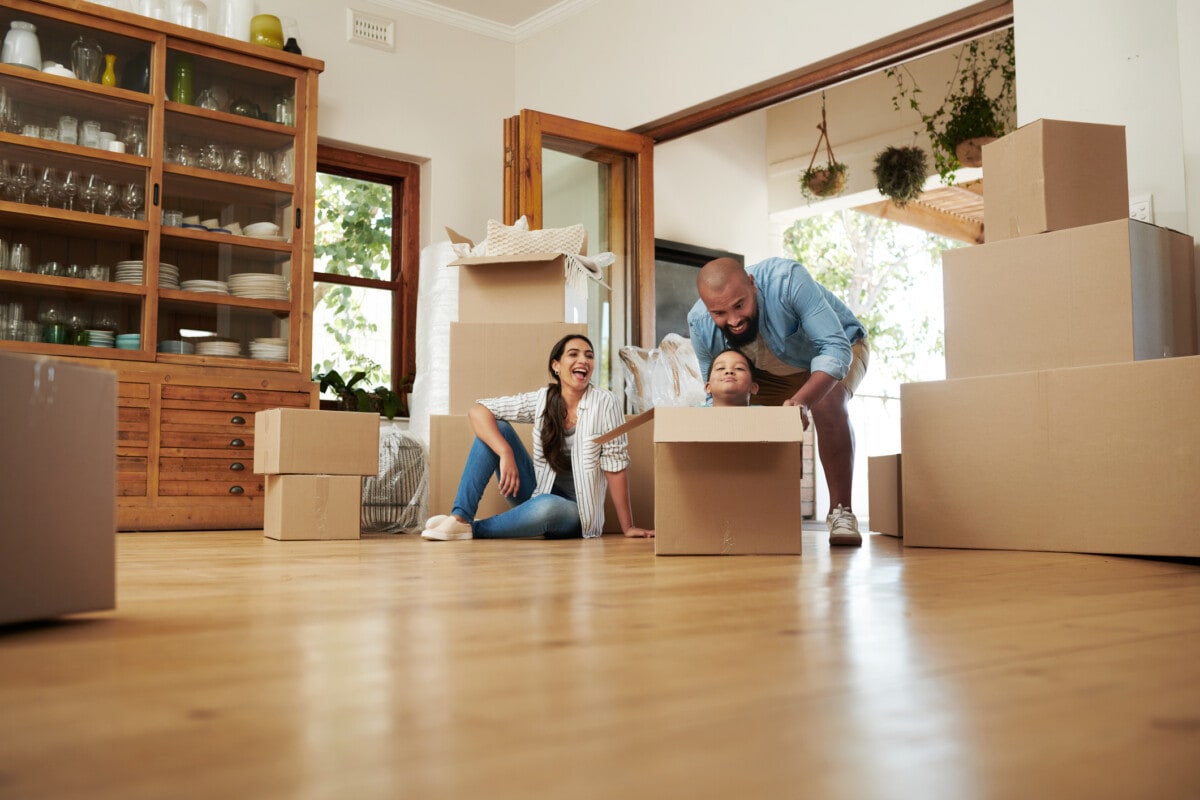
[452,420,582,539]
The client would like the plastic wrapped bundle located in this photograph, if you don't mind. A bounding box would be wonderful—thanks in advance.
[360,427,428,533]
[618,333,706,412]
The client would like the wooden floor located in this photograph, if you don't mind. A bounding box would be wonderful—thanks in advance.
[2,528,1200,799]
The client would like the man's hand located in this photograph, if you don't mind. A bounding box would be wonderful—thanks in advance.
[782,395,811,430]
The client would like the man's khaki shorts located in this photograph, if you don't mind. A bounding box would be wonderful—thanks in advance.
[752,337,870,407]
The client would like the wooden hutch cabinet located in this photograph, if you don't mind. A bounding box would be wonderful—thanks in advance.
[0,0,324,530]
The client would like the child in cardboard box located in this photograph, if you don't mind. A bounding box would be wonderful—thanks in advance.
[423,334,654,541]
[706,348,759,407]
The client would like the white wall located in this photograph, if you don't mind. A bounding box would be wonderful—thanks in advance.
[654,111,771,262]
[282,1,516,244]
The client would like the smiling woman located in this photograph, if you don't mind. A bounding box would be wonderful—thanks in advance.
[421,333,654,542]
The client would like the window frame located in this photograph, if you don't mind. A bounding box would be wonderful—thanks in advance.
[313,144,421,398]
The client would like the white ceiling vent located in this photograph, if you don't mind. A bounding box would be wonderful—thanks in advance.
[347,9,396,51]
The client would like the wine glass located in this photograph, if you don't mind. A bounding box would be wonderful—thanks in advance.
[121,182,144,218]
[227,148,250,176]
[79,173,103,214]
[11,162,35,203]
[100,181,120,216]
[57,170,79,211]
[31,167,56,207]
[251,150,274,181]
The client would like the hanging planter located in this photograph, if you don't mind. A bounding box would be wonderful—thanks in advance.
[799,93,849,201]
[873,145,928,207]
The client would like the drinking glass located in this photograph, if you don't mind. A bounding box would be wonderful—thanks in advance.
[11,161,34,203]
[100,181,120,216]
[0,159,9,197]
[251,149,273,180]
[121,182,144,218]
[9,242,31,272]
[80,173,103,213]
[227,147,250,176]
[57,170,79,211]
[31,166,55,207]
[199,143,224,172]
[273,149,293,183]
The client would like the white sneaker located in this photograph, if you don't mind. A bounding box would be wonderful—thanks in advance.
[421,516,473,541]
[826,505,862,547]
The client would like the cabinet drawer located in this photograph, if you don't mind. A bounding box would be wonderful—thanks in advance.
[119,382,151,402]
[161,408,258,433]
[158,478,264,497]
[118,454,148,497]
[159,430,256,450]
[119,406,151,447]
[160,456,253,475]
[160,386,312,412]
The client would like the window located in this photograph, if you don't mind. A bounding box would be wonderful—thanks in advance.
[312,145,419,403]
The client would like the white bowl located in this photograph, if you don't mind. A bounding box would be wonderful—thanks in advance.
[244,221,280,237]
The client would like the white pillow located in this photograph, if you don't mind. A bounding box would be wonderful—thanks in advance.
[486,219,586,256]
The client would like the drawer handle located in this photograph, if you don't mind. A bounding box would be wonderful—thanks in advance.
[229,485,244,495]
[230,438,245,447]
[230,415,246,425]
[230,462,245,472]
[231,392,246,400]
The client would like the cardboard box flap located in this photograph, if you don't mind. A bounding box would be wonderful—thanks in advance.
[655,406,805,442]
[449,252,568,268]
[594,408,655,445]
[445,226,473,246]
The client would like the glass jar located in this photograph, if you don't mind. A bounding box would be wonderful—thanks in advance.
[70,36,104,82]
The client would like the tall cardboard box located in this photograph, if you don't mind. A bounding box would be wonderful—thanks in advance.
[868,454,903,537]
[982,119,1129,242]
[254,408,380,476]
[1,353,116,624]
[900,356,1200,557]
[450,254,590,323]
[448,322,586,414]
[428,413,654,534]
[943,219,1196,378]
[263,474,362,540]
[599,407,805,555]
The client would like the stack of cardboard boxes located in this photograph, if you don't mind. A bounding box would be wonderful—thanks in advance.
[894,119,1200,557]
[254,408,380,540]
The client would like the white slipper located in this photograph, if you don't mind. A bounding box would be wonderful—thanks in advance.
[421,517,473,541]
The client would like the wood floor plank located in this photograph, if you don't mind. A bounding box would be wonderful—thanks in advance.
[1,530,1198,799]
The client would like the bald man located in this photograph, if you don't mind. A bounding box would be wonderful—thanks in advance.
[687,257,869,546]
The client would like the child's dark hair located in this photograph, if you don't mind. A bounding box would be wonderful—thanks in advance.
[543,333,594,474]
[707,347,757,381]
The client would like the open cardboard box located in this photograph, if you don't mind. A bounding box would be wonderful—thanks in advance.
[446,227,590,323]
[597,406,806,555]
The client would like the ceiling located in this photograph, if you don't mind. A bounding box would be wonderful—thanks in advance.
[414,0,989,243]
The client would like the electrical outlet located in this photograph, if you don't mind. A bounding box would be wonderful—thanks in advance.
[1129,194,1154,223]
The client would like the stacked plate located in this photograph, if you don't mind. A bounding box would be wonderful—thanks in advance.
[228,272,289,301]
[115,333,141,350]
[115,261,180,289]
[85,329,114,348]
[158,339,195,355]
[195,338,242,358]
[249,337,288,362]
[179,279,230,295]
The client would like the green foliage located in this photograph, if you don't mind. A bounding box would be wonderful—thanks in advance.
[312,173,395,385]
[315,368,409,419]
[872,145,928,207]
[886,28,1015,185]
[782,210,958,386]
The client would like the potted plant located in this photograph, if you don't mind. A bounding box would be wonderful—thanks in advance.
[872,145,928,207]
[316,369,408,420]
[799,93,849,201]
[886,28,1015,184]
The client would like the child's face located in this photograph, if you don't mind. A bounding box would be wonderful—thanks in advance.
[706,351,757,406]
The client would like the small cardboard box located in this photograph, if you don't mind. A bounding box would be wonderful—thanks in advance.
[448,322,586,414]
[1,353,115,624]
[900,356,1200,557]
[868,454,903,538]
[598,407,805,555]
[447,226,589,324]
[428,413,654,534]
[254,408,380,476]
[263,474,362,540]
[982,119,1129,242]
[943,219,1196,379]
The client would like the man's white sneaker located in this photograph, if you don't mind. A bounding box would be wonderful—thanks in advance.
[421,516,473,541]
[826,505,862,547]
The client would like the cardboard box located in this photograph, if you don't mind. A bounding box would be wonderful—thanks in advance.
[429,413,654,534]
[1,353,115,624]
[598,407,805,555]
[982,119,1129,242]
[263,474,362,540]
[868,454,903,537]
[448,322,586,414]
[900,356,1200,557]
[943,219,1196,379]
[253,408,380,476]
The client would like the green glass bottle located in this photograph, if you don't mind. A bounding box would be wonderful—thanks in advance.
[171,54,194,105]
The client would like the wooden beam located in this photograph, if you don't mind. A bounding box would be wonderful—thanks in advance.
[856,199,984,244]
